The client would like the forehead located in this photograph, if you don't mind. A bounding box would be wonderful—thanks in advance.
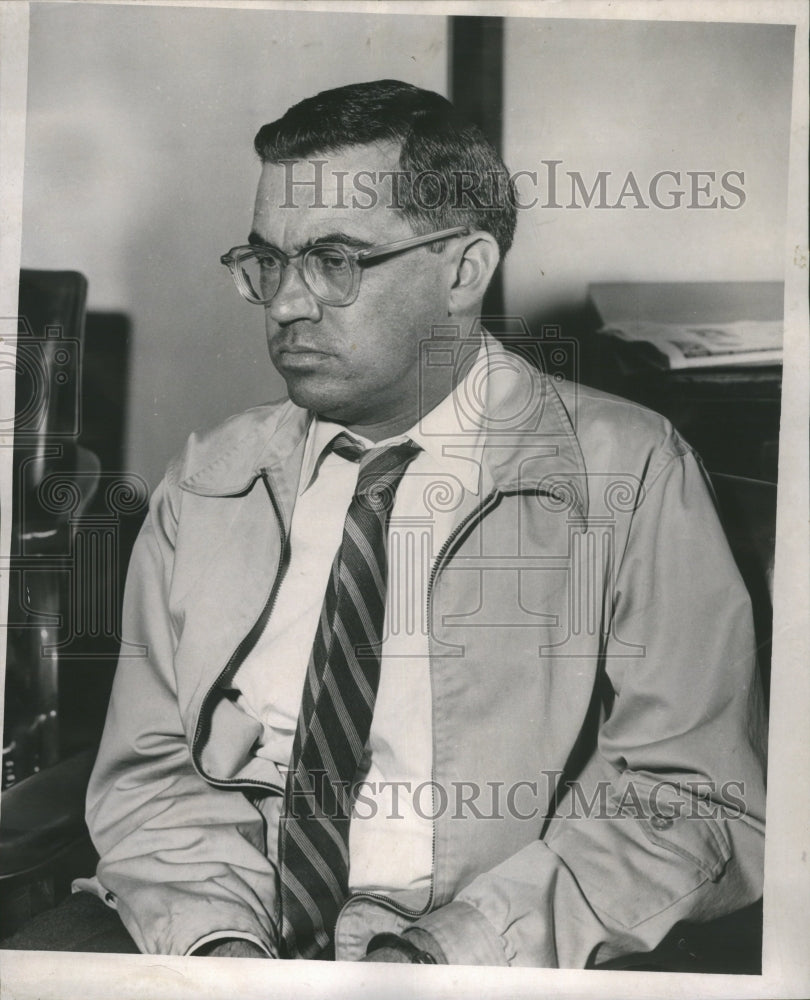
[251,141,413,246]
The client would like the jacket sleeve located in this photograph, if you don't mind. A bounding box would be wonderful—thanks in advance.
[412,447,767,967]
[84,461,280,956]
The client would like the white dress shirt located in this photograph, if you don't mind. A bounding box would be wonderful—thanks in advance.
[235,342,490,892]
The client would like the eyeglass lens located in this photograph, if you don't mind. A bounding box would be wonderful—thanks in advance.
[238,247,355,305]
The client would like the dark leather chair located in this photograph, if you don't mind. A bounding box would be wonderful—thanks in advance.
[1,271,100,936]
[3,271,99,781]
[710,472,776,705]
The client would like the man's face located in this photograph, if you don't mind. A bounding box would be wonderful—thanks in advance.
[251,143,453,432]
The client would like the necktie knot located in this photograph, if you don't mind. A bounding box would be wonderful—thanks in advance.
[331,433,421,512]
[329,433,364,464]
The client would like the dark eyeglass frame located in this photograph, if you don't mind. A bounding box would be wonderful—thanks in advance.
[220,225,470,307]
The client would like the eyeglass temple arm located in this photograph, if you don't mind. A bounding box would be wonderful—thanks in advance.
[356,226,470,263]
[220,227,470,267]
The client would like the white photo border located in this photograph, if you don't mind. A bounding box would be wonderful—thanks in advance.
[1,1,807,997]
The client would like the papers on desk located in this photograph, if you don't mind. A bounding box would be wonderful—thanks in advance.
[597,319,783,370]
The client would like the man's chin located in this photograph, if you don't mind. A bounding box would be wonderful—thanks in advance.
[284,379,354,423]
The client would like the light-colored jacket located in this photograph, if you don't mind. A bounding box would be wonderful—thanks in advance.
[85,348,766,966]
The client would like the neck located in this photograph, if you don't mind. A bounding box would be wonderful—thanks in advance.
[345,409,419,444]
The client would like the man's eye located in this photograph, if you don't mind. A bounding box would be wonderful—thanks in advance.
[314,251,349,271]
[257,255,281,271]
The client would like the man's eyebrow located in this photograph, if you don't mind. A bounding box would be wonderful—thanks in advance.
[305,232,372,250]
[246,230,373,252]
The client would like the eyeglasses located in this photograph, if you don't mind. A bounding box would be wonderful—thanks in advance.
[220,225,469,307]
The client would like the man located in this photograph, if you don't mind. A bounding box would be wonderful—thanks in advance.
[79,80,765,966]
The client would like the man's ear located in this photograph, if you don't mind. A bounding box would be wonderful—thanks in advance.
[447,232,500,314]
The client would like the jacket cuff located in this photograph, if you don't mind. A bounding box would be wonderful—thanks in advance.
[414,901,508,967]
[186,931,277,957]
[92,877,279,957]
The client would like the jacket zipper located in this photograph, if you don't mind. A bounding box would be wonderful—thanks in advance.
[342,488,502,922]
[191,469,290,792]
[192,475,506,923]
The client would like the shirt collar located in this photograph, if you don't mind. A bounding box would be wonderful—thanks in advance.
[299,340,489,498]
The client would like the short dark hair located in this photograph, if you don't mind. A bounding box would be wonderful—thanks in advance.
[254,80,517,258]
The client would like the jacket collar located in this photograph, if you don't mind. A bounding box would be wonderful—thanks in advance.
[178,334,589,519]
[177,400,312,533]
[467,334,588,517]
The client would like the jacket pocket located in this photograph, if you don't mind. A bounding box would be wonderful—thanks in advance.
[549,769,732,930]
[610,770,731,884]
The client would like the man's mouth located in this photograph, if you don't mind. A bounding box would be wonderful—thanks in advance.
[275,344,332,368]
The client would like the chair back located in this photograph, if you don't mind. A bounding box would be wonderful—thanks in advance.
[4,270,91,787]
[12,270,88,529]
[709,472,777,703]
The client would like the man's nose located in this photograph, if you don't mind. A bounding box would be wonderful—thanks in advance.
[265,262,321,324]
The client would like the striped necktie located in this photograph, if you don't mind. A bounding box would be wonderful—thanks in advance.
[278,433,421,959]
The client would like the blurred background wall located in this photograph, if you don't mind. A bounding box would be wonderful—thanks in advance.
[500,18,794,323]
[20,7,793,489]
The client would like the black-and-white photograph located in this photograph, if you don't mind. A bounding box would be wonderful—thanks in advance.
[0,2,807,998]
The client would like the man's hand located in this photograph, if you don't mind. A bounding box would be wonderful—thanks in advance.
[198,939,270,959]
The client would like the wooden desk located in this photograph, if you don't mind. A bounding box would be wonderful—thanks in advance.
[581,281,783,482]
